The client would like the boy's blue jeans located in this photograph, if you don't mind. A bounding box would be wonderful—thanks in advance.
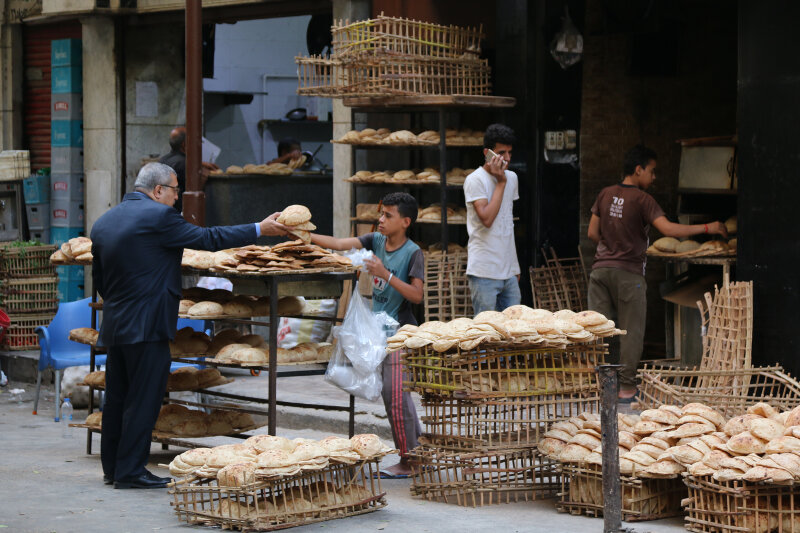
[468,275,521,315]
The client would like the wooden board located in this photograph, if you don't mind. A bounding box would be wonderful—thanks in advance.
[77,376,235,392]
[71,422,266,439]
[181,266,356,278]
[342,95,517,108]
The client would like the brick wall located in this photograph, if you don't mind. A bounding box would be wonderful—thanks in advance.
[579,0,737,349]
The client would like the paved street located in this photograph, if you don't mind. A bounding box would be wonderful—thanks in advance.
[0,380,685,533]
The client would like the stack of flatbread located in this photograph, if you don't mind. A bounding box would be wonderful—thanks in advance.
[427,242,466,253]
[334,128,482,146]
[49,236,92,265]
[538,412,640,464]
[277,205,316,244]
[168,433,395,480]
[207,241,353,274]
[417,204,467,224]
[169,327,212,356]
[387,306,625,353]
[154,404,257,437]
[80,367,226,391]
[219,161,299,176]
[69,327,99,346]
[647,236,734,258]
[210,340,334,366]
[346,167,474,186]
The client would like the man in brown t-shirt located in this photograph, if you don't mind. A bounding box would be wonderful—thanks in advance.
[587,145,728,401]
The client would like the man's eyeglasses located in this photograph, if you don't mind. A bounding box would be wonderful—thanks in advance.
[161,184,181,194]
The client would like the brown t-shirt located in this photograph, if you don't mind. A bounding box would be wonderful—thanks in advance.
[591,183,665,276]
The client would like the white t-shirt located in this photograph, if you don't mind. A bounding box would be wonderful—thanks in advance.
[463,166,520,280]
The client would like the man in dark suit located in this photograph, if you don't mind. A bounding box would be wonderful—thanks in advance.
[91,162,286,489]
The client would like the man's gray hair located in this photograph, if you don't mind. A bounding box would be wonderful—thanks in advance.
[134,162,176,191]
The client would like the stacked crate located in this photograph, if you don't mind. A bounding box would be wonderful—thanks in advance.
[49,38,85,302]
[0,243,58,350]
[22,171,50,243]
[404,341,605,506]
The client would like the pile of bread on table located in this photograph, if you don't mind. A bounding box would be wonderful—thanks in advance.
[85,402,257,437]
[182,240,352,274]
[334,127,483,146]
[540,401,800,484]
[178,286,304,319]
[648,216,738,257]
[347,167,472,186]
[82,366,227,392]
[211,156,306,176]
[49,236,93,265]
[387,307,624,353]
[417,204,467,223]
[170,325,334,366]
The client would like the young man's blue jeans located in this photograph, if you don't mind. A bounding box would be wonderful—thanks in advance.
[467,275,521,314]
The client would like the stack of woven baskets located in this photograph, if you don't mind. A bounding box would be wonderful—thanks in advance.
[0,242,58,350]
[296,14,490,98]
[400,307,619,506]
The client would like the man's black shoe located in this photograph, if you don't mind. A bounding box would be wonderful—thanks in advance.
[144,470,172,484]
[114,473,168,489]
[103,475,113,485]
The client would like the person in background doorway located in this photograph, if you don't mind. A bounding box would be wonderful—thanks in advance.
[298,192,423,478]
[463,124,521,314]
[587,144,728,402]
[158,126,220,213]
[268,137,303,166]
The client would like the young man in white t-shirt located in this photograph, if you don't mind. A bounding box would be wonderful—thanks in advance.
[463,124,521,314]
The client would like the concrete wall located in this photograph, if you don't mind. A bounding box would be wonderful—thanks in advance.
[578,0,737,348]
[203,16,333,170]
[124,22,185,192]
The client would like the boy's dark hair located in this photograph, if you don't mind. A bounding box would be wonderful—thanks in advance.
[382,192,418,225]
[623,144,657,176]
[277,137,301,157]
[483,124,516,149]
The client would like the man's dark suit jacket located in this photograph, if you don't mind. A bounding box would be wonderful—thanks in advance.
[91,191,255,347]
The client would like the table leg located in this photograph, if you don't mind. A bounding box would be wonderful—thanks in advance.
[268,276,279,435]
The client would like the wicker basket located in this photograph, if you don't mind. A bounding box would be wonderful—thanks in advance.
[556,463,685,522]
[636,365,800,418]
[3,313,52,350]
[331,15,483,61]
[403,341,605,399]
[0,276,59,314]
[296,55,490,97]
[683,474,800,533]
[0,244,57,278]
[420,392,599,452]
[171,459,386,531]
[423,250,472,322]
[409,445,559,506]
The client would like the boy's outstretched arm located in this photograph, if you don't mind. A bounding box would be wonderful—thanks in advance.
[310,233,363,251]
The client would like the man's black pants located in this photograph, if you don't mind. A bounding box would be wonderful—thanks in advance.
[101,341,170,481]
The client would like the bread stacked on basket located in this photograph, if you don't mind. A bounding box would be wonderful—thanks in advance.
[183,242,352,274]
[168,433,395,480]
[541,401,800,484]
[388,308,625,353]
[49,236,93,265]
[334,128,482,146]
[346,167,473,186]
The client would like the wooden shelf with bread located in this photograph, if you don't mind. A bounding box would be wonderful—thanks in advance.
[51,228,360,453]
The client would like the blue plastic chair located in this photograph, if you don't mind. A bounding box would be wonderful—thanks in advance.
[33,298,107,421]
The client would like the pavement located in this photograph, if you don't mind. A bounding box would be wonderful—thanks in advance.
[0,377,686,533]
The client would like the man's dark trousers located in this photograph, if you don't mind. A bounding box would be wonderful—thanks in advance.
[101,341,171,481]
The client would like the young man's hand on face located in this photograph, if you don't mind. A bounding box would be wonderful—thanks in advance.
[486,154,507,183]
[364,255,390,280]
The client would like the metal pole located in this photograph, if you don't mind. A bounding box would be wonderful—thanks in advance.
[598,364,623,533]
[268,276,278,435]
[438,108,448,249]
[183,0,205,226]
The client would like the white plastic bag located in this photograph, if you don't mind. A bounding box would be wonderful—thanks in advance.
[325,287,398,401]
